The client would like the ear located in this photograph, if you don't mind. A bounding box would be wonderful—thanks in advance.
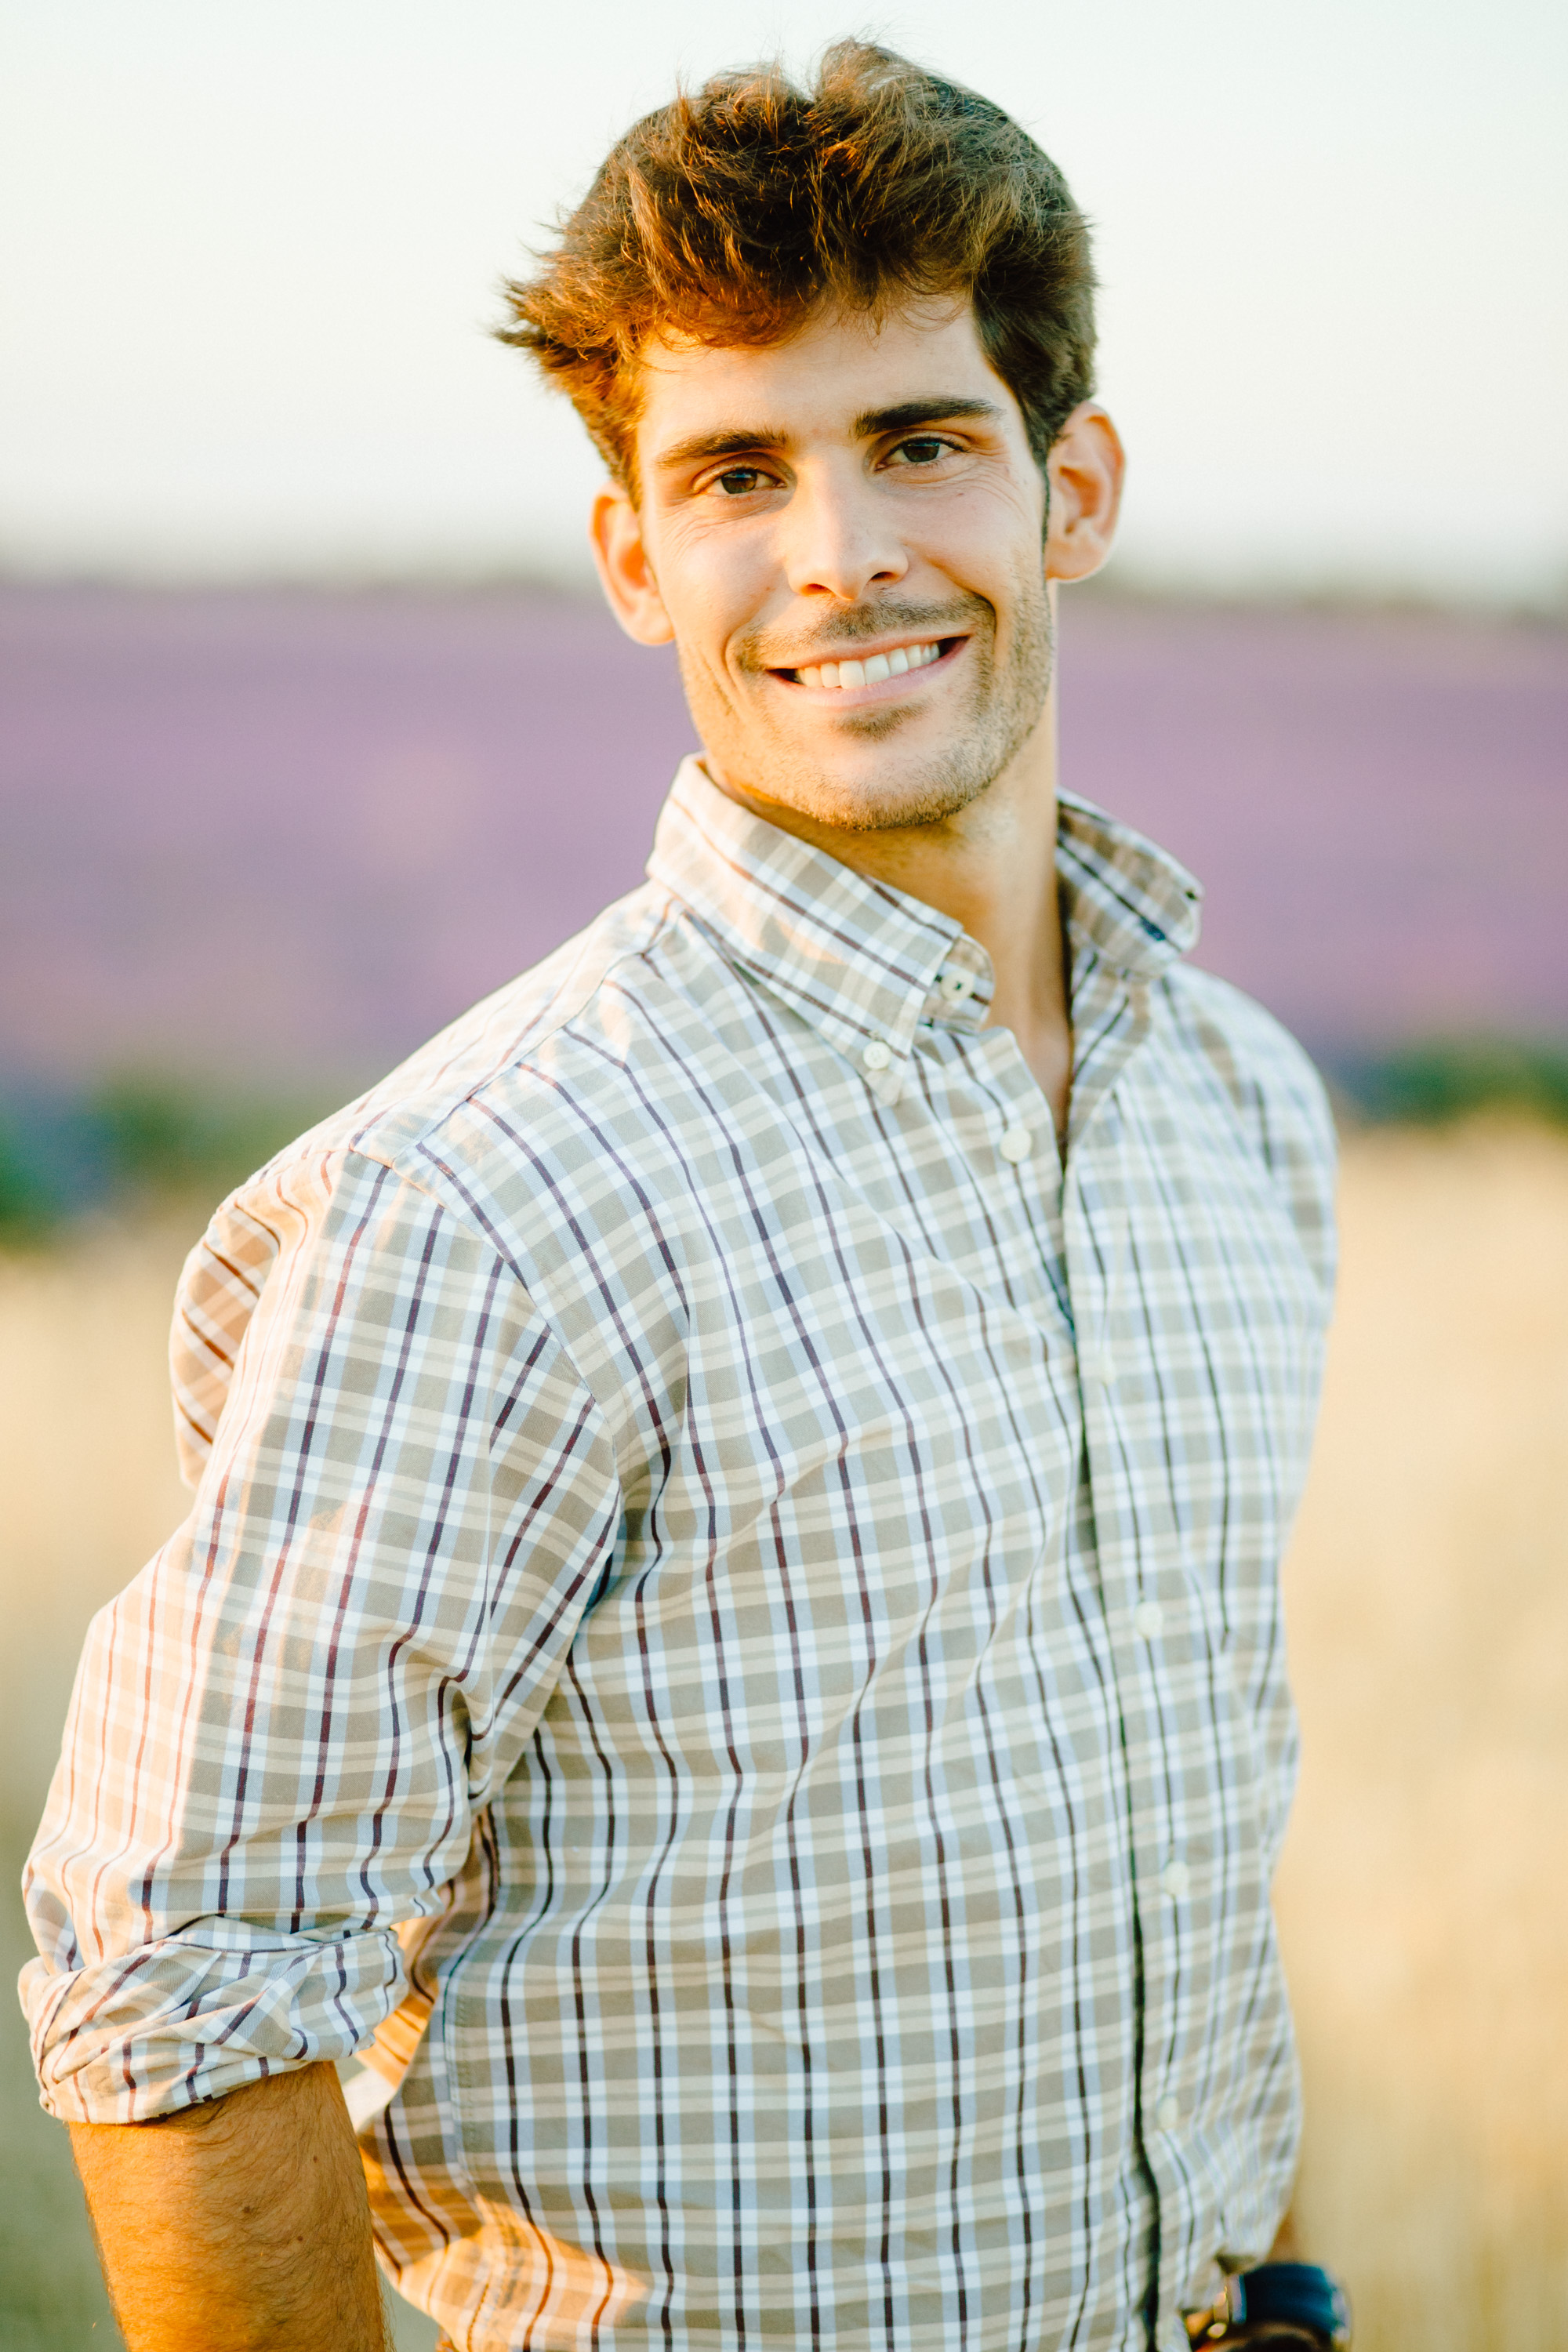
[1044,402,1126,584]
[590,485,675,646]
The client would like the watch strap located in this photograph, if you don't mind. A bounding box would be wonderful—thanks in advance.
[1228,2262,1352,2347]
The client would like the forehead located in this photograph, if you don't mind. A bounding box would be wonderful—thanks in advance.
[633,300,1023,466]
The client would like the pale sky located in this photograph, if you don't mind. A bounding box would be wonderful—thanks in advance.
[2,0,1564,602]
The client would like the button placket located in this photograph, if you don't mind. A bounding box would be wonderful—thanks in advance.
[858,1035,908,1107]
[938,1028,1072,1366]
[969,1025,1062,1205]
[1069,1163,1190,2198]
[1075,1198,1126,1394]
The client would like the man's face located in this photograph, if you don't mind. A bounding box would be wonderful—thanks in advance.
[595,302,1068,834]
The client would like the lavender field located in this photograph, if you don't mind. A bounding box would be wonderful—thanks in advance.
[3,583,1565,1095]
[2,586,1567,2346]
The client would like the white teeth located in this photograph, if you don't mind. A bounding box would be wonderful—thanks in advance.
[795,640,944,688]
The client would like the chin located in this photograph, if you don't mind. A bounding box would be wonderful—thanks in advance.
[759,752,996,834]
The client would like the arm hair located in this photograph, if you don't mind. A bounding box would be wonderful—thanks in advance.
[68,2060,390,2351]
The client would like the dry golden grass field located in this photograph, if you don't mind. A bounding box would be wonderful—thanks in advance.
[2,1122,1566,2350]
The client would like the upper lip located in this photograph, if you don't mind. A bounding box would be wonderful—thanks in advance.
[766,630,964,675]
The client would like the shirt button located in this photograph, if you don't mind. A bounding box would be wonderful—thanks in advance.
[937,967,975,1004]
[1161,1860,1191,1900]
[999,1123,1033,1163]
[1156,2094,1180,2131]
[862,1040,892,1072]
[1133,1601,1165,1640]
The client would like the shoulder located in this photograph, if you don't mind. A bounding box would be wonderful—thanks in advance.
[1155,962,1338,1297]
[168,884,688,1477]
[1160,964,1334,1144]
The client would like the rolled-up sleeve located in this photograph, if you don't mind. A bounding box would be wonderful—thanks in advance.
[20,1145,621,2123]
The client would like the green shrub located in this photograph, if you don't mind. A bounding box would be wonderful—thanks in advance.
[89,1075,340,1203]
[0,1076,350,1245]
[0,1111,60,1241]
[1346,1036,1568,1127]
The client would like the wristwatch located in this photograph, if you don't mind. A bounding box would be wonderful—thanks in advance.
[1185,2261,1353,2347]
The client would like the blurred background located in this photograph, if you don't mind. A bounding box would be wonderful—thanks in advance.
[2,4,1565,2347]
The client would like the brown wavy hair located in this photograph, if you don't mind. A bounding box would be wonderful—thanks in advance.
[498,39,1097,497]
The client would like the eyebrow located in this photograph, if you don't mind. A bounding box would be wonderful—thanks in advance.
[854,397,1004,438]
[652,396,1005,474]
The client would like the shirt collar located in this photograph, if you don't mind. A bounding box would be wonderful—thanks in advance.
[1055,786,1204,983]
[647,757,1203,1093]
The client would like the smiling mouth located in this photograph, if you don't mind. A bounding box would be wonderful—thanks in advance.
[774,636,963,691]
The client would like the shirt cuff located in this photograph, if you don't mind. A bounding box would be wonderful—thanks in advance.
[20,1924,408,2124]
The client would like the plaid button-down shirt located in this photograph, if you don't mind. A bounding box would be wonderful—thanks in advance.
[24,759,1335,2352]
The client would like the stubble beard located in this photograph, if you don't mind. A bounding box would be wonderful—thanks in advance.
[678,572,1055,836]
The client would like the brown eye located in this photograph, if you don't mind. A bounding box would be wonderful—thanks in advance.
[892,437,949,466]
[714,467,765,495]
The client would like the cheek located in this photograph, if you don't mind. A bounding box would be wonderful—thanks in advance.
[919,482,1044,586]
[659,535,782,680]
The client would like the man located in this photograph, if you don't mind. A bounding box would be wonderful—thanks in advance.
[22,41,1347,2352]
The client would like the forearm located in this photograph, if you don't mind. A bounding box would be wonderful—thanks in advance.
[68,2060,389,2352]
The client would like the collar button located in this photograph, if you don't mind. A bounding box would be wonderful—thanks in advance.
[862,1040,893,1073]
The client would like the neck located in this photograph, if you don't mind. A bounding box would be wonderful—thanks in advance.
[706,678,1072,1135]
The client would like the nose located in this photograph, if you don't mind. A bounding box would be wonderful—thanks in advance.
[779,458,909,604]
